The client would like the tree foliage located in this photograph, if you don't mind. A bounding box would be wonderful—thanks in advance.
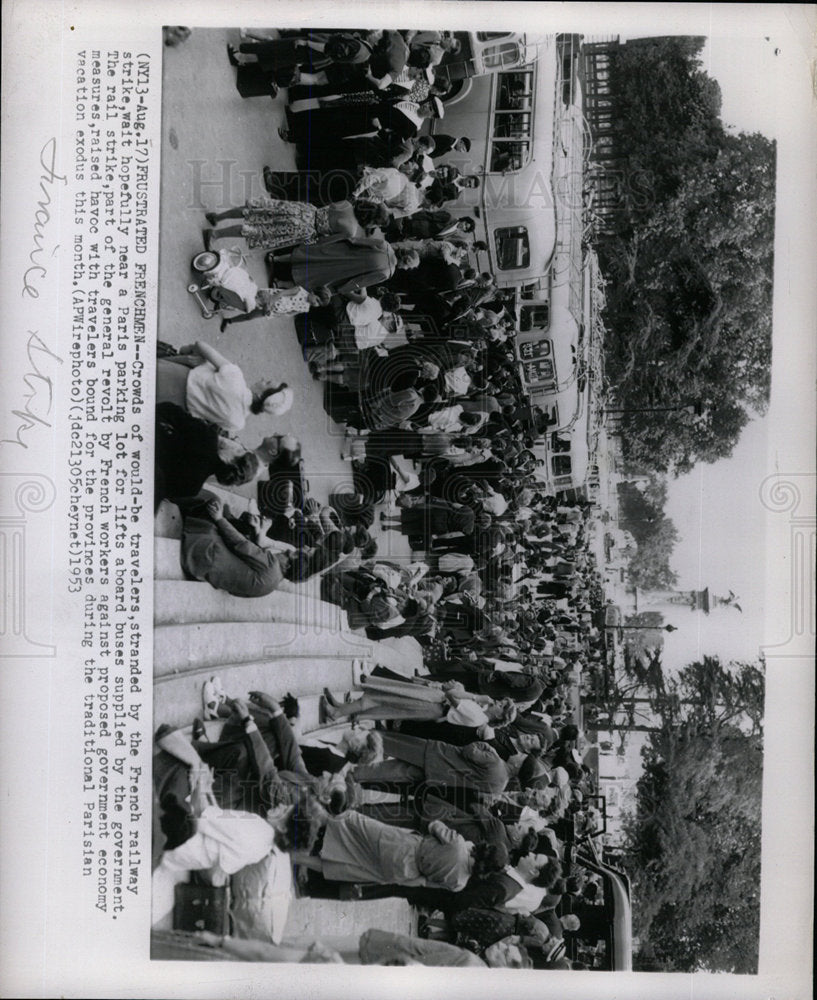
[623,656,765,972]
[617,479,679,589]
[597,37,776,474]
[622,610,666,659]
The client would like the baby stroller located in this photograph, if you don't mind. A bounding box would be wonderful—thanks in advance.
[188,248,259,320]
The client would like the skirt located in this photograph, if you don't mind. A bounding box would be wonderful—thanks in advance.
[241,199,330,251]
[320,811,423,884]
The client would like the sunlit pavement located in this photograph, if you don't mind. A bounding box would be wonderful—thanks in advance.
[154,27,417,941]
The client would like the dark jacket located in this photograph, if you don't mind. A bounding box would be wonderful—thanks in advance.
[154,403,229,510]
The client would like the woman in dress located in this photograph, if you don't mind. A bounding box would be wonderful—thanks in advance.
[320,676,517,733]
[204,198,374,252]
[219,285,332,331]
[156,341,293,434]
[292,810,505,893]
[380,497,477,545]
[270,237,417,297]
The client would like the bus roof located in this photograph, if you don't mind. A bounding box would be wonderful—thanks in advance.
[481,38,560,285]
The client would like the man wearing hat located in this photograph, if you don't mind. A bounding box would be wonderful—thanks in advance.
[428,134,472,159]
[406,30,462,67]
[378,94,444,141]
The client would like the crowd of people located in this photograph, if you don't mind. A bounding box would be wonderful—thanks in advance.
[153,27,615,971]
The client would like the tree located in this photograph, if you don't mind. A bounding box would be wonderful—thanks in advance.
[622,611,666,660]
[623,656,765,972]
[626,518,679,589]
[616,479,680,588]
[596,37,776,474]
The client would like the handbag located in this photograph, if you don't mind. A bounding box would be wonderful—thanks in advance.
[234,63,278,99]
[324,33,373,65]
[172,881,231,935]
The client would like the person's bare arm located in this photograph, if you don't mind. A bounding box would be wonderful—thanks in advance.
[192,341,231,370]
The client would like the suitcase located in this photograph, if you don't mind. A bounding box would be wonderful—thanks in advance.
[234,64,278,99]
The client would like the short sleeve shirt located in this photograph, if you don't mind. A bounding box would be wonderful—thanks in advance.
[185,361,252,433]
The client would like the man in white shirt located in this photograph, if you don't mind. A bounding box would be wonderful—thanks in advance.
[352,166,422,219]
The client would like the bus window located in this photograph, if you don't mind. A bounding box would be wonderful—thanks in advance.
[523,358,554,384]
[477,32,512,41]
[519,339,552,361]
[519,304,549,332]
[490,141,530,172]
[552,454,572,478]
[494,225,530,269]
[483,42,523,70]
[495,70,533,110]
[493,112,532,138]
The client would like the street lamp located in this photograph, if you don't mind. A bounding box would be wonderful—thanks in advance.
[617,623,678,633]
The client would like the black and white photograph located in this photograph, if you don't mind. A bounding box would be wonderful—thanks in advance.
[149,23,777,974]
[0,3,813,998]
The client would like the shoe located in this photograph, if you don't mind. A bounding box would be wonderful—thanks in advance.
[318,695,336,725]
[322,687,340,709]
[281,692,300,720]
[338,884,363,901]
[192,718,208,742]
[203,228,216,251]
[278,125,293,143]
[205,212,218,226]
[202,676,225,720]
[226,44,240,67]
[352,658,365,686]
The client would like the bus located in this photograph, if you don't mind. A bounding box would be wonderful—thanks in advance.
[433,31,540,103]
[432,35,602,497]
[572,837,634,970]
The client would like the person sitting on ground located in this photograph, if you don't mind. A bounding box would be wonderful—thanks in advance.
[176,491,293,597]
[154,402,260,511]
[157,340,294,433]
[292,809,507,893]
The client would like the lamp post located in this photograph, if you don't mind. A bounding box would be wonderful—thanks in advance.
[617,623,678,633]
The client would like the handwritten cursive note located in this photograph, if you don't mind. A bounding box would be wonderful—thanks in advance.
[2,137,67,450]
[0,332,64,450]
[22,137,67,300]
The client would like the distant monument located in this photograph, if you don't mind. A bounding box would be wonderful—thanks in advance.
[635,587,742,615]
